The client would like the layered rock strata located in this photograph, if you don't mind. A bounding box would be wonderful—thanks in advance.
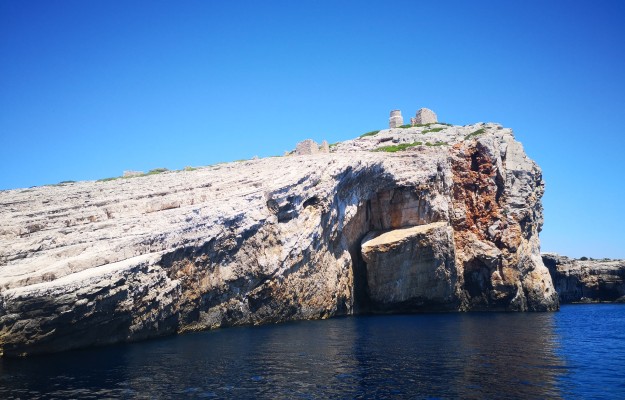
[0,122,557,356]
[361,222,456,311]
[542,253,625,303]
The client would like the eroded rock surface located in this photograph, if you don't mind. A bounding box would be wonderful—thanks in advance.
[361,222,456,311]
[543,253,625,303]
[0,122,557,356]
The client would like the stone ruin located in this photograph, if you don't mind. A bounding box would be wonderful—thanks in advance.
[389,110,403,128]
[295,139,331,156]
[390,107,438,127]
[414,108,437,125]
[123,170,143,178]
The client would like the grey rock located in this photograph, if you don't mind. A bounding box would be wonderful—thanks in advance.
[361,222,457,310]
[542,253,625,303]
[0,122,557,356]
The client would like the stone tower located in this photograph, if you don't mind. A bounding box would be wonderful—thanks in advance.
[389,110,403,128]
[414,108,437,125]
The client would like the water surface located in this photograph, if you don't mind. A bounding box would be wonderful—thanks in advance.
[1,304,624,399]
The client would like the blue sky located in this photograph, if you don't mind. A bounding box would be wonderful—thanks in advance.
[1,1,624,258]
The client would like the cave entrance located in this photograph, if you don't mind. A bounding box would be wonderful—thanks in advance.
[340,187,441,313]
[463,258,492,304]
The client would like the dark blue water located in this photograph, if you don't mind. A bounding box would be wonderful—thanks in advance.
[1,304,624,399]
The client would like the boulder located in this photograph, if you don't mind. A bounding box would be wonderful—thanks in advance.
[361,222,457,310]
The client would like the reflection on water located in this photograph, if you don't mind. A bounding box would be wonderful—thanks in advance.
[1,306,623,399]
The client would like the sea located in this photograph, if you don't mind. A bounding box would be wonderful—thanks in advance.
[1,304,624,399]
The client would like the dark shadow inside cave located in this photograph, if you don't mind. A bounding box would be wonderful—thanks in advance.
[463,258,493,305]
[336,186,442,313]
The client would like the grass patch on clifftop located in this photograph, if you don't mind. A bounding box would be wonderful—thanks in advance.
[97,177,120,182]
[96,168,169,183]
[422,127,445,134]
[399,123,451,129]
[374,142,422,152]
[360,130,380,138]
[464,128,486,140]
[146,168,168,175]
[425,141,447,146]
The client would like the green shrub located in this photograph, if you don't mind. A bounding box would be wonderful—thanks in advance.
[360,130,380,138]
[47,180,77,186]
[422,127,445,134]
[398,124,413,128]
[146,168,168,175]
[464,128,486,140]
[97,177,119,182]
[374,142,423,152]
[183,166,197,171]
[425,141,447,146]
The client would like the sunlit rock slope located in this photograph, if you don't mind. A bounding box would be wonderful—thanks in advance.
[0,122,558,356]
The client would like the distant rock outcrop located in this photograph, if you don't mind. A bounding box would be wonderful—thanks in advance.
[0,121,557,356]
[542,253,625,303]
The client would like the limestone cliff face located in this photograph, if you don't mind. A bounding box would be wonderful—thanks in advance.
[543,253,625,303]
[0,122,558,356]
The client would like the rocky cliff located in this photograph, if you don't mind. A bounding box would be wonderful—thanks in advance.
[0,122,558,356]
[543,253,625,303]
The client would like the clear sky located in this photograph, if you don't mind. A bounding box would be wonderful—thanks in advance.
[1,1,624,258]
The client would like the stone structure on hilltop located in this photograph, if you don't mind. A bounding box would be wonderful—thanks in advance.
[390,108,438,127]
[295,139,319,155]
[295,139,330,155]
[123,170,143,178]
[414,108,437,125]
[389,110,403,128]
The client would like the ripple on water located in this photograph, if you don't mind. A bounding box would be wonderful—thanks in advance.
[0,306,624,398]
